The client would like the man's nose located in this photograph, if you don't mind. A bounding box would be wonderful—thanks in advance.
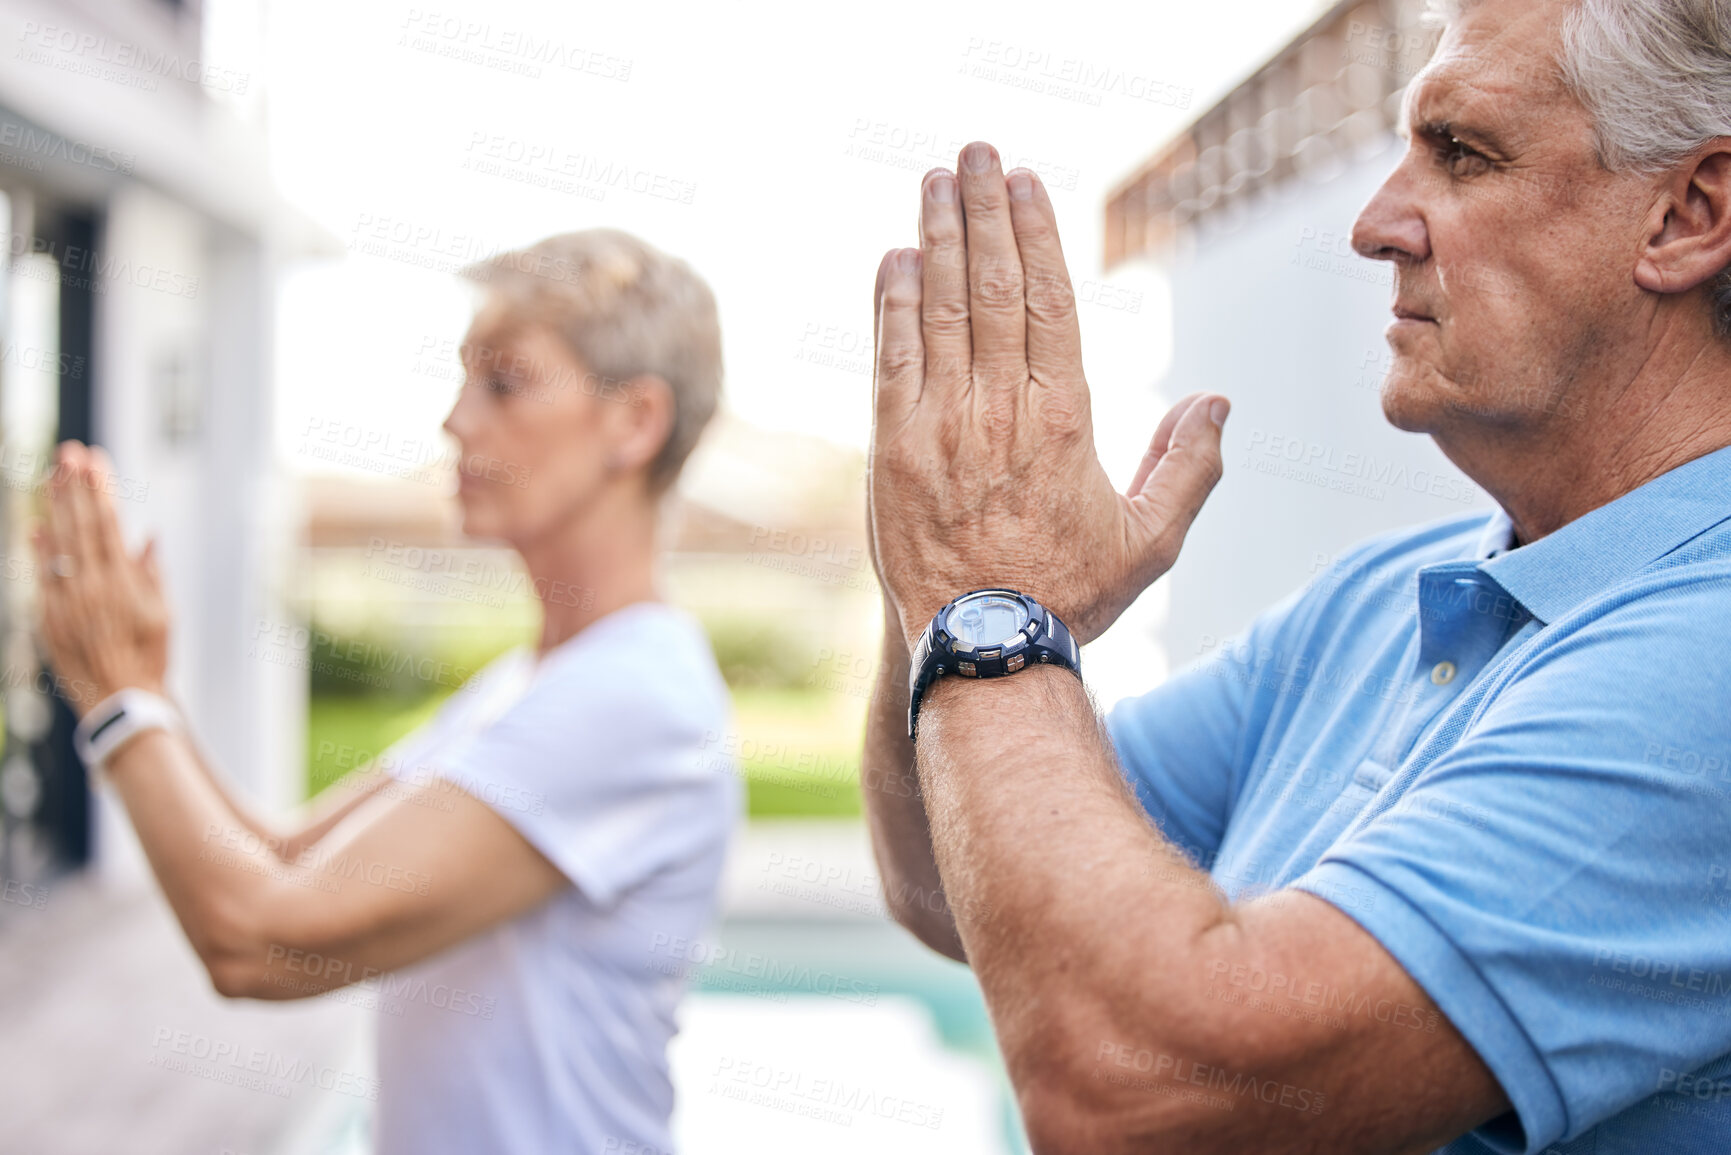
[1351,162,1430,264]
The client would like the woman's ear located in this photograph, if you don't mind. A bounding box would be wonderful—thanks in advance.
[604,374,677,483]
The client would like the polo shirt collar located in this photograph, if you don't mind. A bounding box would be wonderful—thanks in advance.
[1473,509,1515,560]
[1476,444,1731,626]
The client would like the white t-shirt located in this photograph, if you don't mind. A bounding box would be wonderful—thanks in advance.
[367,601,739,1155]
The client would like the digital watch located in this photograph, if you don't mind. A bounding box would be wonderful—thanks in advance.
[907,588,1080,739]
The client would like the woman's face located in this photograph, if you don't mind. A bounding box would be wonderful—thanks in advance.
[439,299,652,547]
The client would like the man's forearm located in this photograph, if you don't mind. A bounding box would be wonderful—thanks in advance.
[860,614,967,960]
[915,665,1231,1089]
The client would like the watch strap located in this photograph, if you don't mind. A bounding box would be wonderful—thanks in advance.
[907,594,1080,740]
[1041,609,1080,671]
[907,624,940,740]
[73,688,182,771]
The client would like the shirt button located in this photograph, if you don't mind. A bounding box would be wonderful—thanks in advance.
[1430,661,1457,686]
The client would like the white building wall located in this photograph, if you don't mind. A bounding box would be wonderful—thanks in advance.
[1150,136,1496,677]
[89,183,304,882]
[91,186,208,883]
[0,0,328,879]
[198,229,305,817]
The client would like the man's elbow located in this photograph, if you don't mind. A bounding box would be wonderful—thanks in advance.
[1008,1004,1242,1155]
[882,892,968,963]
[869,852,970,962]
[1016,1068,1233,1155]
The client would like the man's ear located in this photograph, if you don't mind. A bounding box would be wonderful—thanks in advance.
[1635,141,1731,299]
[605,374,676,482]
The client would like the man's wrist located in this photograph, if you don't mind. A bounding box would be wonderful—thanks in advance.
[906,589,1085,741]
[917,659,1087,739]
[894,580,1087,652]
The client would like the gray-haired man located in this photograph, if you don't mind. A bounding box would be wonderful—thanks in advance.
[863,1,1731,1151]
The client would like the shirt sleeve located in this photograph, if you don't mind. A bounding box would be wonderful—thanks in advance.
[1105,582,1313,868]
[405,643,739,910]
[1292,577,1731,1152]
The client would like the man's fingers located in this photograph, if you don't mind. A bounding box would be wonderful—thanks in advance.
[1127,393,1206,496]
[874,247,925,432]
[1004,169,1084,391]
[873,250,888,391]
[1130,394,1231,568]
[141,538,163,587]
[920,168,971,398]
[956,142,1027,394]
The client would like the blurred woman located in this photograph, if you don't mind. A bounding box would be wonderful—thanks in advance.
[31,229,739,1154]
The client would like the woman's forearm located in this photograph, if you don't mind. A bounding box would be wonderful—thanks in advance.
[164,691,392,860]
[103,727,279,968]
[162,693,293,850]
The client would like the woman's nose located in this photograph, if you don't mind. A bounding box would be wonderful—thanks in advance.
[442,382,476,443]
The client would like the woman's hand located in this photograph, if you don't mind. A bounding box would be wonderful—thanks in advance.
[30,441,171,716]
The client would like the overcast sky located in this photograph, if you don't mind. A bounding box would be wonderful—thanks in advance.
[260,0,1329,484]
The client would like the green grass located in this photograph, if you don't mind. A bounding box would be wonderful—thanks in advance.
[305,693,454,799]
[305,684,870,817]
[730,686,866,818]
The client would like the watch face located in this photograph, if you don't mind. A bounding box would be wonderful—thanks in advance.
[945,593,1031,649]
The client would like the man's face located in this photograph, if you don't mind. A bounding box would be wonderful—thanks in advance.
[1352,0,1658,441]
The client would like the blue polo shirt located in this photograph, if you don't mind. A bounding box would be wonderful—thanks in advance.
[1107,444,1731,1155]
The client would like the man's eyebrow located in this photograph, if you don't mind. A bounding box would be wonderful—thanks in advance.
[1417,116,1513,157]
[1400,81,1517,155]
[1402,67,1529,152]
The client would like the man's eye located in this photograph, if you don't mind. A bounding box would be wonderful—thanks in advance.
[486,376,516,397]
[1442,138,1490,178]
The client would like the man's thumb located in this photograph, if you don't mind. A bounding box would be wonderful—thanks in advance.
[140,537,163,583]
[1130,393,1229,566]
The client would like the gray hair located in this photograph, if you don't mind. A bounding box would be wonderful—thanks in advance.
[1426,0,1731,335]
[461,229,723,492]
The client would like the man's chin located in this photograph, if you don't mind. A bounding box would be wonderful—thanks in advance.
[1379,378,1446,434]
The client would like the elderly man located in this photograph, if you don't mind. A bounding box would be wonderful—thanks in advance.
[862,0,1731,1152]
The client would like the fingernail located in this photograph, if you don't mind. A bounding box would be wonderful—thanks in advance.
[1209,398,1231,427]
[1006,170,1034,201]
[961,142,993,174]
[897,248,921,276]
[926,173,956,204]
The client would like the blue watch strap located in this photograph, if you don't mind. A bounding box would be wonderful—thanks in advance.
[907,591,1079,739]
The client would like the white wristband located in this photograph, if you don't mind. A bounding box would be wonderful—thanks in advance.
[73,688,182,771]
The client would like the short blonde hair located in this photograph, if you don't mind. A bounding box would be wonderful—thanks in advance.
[462,229,723,490]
